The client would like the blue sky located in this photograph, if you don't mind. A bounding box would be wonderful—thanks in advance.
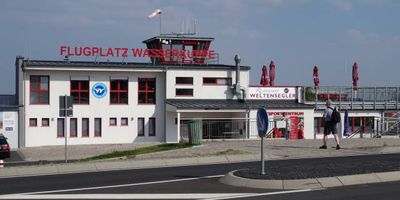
[0,0,399,94]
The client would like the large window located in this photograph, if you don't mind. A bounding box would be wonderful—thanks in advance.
[149,118,156,136]
[138,78,156,104]
[176,77,193,85]
[30,75,49,104]
[203,77,232,86]
[70,80,89,104]
[138,118,144,136]
[82,118,89,137]
[57,118,64,137]
[95,118,102,137]
[110,80,128,104]
[70,118,77,137]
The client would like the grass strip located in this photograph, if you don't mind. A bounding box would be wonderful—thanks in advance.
[80,143,194,162]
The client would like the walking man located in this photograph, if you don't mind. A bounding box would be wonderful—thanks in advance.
[320,99,341,150]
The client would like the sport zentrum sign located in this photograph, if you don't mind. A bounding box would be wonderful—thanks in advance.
[248,87,297,100]
[59,46,216,60]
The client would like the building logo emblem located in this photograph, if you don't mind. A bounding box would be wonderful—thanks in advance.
[92,83,107,98]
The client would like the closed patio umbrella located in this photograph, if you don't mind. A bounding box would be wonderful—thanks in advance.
[260,65,269,86]
[269,61,275,86]
[313,65,319,88]
[352,62,359,91]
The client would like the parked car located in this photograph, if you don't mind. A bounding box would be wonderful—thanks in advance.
[0,134,10,158]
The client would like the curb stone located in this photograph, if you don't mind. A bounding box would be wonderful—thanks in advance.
[219,170,400,190]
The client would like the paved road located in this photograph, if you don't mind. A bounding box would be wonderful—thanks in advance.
[0,154,399,199]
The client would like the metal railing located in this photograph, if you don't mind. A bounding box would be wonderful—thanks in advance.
[301,86,400,110]
[179,118,276,140]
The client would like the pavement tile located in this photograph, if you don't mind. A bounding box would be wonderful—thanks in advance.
[226,154,257,162]
[164,157,199,167]
[129,159,167,169]
[16,165,58,176]
[375,171,400,182]
[337,173,382,186]
[246,179,283,189]
[57,163,97,173]
[317,177,344,188]
[94,160,132,170]
[196,156,229,164]
[283,178,322,190]
[0,168,18,177]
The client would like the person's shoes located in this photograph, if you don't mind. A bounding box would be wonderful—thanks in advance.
[319,145,327,149]
[336,145,341,150]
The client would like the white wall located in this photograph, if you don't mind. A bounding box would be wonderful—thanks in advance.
[166,69,249,99]
[23,70,165,147]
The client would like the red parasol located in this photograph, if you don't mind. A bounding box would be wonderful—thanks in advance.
[269,60,275,86]
[260,65,269,86]
[352,62,359,91]
[313,65,319,88]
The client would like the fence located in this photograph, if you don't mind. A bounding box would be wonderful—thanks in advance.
[180,118,276,140]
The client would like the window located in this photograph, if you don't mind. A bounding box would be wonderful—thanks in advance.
[149,118,156,136]
[110,80,128,104]
[70,118,77,137]
[121,118,128,126]
[42,118,49,127]
[176,77,193,85]
[110,118,117,126]
[29,118,37,127]
[138,118,144,136]
[30,75,49,104]
[82,118,89,137]
[203,77,232,85]
[70,80,89,104]
[138,78,156,104]
[57,118,64,137]
[176,88,193,96]
[94,118,102,137]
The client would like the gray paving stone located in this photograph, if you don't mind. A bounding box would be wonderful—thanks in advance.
[57,163,97,173]
[94,160,132,170]
[164,157,199,166]
[338,173,382,186]
[0,168,18,177]
[317,177,344,188]
[375,171,400,182]
[226,154,257,162]
[283,178,322,190]
[16,165,58,176]
[196,156,229,164]
[129,159,167,169]
[246,179,283,189]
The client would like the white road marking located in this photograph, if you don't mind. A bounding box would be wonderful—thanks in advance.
[0,189,325,199]
[204,188,325,200]
[0,193,252,199]
[7,174,225,195]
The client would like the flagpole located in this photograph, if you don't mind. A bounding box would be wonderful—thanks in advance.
[159,13,161,35]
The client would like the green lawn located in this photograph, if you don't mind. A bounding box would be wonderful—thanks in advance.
[80,143,194,162]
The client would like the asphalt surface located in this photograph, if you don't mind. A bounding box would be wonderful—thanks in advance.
[235,153,400,180]
[1,154,399,196]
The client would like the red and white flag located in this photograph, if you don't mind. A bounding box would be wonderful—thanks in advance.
[148,9,162,19]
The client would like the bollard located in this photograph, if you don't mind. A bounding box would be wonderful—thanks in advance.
[0,160,4,168]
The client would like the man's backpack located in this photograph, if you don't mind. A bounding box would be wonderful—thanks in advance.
[329,107,341,123]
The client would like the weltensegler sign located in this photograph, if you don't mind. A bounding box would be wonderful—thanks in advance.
[248,87,297,100]
[59,45,216,60]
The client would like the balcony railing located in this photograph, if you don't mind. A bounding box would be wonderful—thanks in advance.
[301,86,400,110]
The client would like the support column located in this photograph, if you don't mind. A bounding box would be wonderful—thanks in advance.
[177,112,181,143]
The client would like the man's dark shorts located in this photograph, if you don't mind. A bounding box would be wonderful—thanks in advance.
[324,122,338,136]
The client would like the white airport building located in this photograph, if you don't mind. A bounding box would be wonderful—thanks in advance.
[3,35,399,148]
